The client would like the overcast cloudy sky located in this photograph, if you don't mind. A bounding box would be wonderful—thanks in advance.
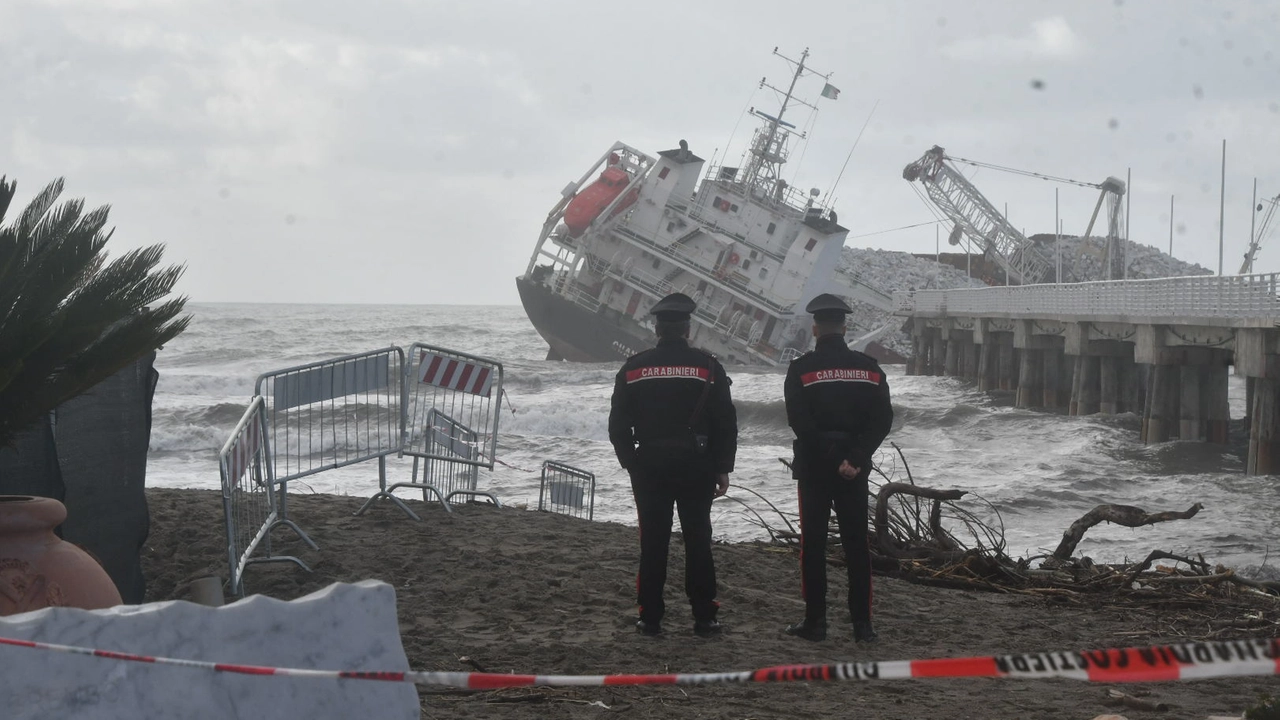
[3,0,1277,304]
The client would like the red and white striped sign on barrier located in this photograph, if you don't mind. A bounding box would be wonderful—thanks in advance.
[417,351,495,397]
[1,636,1275,688]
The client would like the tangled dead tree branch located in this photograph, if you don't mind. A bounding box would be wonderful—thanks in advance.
[1050,502,1204,562]
[729,443,1279,633]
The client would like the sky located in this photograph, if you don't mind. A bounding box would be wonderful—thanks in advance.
[2,0,1278,304]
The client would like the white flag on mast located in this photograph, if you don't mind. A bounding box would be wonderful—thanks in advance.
[820,83,840,100]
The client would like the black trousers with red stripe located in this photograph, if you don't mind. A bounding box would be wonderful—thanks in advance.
[630,465,718,624]
[797,467,872,624]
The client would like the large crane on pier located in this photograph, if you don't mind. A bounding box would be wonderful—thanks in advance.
[1240,191,1280,274]
[903,146,1127,284]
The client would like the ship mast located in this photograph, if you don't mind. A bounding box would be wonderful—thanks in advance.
[742,47,828,196]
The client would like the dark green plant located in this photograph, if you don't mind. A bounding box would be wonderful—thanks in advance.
[0,176,191,448]
[1245,693,1280,720]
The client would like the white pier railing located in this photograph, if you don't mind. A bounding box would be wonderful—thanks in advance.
[894,273,1280,326]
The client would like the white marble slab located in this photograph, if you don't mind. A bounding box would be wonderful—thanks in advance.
[0,580,419,719]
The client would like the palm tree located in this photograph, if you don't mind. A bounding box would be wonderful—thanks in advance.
[0,176,191,448]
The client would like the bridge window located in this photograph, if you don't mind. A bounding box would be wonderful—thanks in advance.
[658,167,670,180]
[742,259,752,270]
[758,267,768,280]
[804,238,817,252]
[652,258,661,270]
[767,222,776,235]
[667,221,676,233]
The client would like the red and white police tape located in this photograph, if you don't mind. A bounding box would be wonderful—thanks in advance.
[0,636,1276,687]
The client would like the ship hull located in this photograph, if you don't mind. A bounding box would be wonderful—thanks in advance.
[516,276,908,366]
[516,277,656,362]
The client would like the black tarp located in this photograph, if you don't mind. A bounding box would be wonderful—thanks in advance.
[0,352,158,604]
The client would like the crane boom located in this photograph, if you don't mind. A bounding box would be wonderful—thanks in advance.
[1241,192,1280,274]
[903,146,1054,284]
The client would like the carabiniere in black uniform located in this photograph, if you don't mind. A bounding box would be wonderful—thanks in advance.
[608,293,737,637]
[783,293,893,643]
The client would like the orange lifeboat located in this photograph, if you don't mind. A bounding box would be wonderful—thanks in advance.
[563,165,638,238]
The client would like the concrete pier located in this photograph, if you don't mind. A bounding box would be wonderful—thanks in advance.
[903,315,1270,474]
[898,275,1280,475]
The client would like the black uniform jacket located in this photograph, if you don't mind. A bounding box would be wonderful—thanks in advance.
[608,337,737,474]
[784,334,893,475]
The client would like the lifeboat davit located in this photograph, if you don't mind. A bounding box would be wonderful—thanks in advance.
[563,165,638,238]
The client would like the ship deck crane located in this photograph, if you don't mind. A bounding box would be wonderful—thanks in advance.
[1240,191,1280,274]
[903,146,1127,284]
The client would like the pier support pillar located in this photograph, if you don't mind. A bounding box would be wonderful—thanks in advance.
[963,339,979,380]
[1099,357,1119,415]
[1077,356,1100,416]
[930,332,945,377]
[998,344,1016,391]
[1205,358,1230,444]
[1016,349,1043,409]
[1179,365,1205,442]
[1245,376,1256,434]
[1143,363,1179,444]
[1120,356,1142,416]
[1248,377,1280,475]
[944,336,959,377]
[1042,349,1062,411]
[977,342,995,391]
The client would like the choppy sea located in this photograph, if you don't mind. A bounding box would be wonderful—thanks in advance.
[150,303,1280,578]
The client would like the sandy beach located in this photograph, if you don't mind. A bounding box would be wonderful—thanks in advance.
[141,488,1278,719]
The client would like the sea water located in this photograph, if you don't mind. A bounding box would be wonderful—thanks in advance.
[150,303,1279,577]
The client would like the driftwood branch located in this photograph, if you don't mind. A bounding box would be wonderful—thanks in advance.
[1123,550,1212,586]
[1051,502,1204,561]
[874,482,967,558]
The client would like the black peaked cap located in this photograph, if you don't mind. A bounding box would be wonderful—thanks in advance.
[650,292,697,321]
[805,293,851,323]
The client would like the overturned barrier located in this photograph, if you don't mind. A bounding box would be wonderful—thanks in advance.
[361,343,503,520]
[538,461,596,520]
[222,343,507,588]
[219,396,309,596]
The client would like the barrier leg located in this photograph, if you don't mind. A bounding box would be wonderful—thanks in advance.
[271,481,319,550]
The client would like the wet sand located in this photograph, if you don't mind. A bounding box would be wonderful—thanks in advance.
[142,488,1277,719]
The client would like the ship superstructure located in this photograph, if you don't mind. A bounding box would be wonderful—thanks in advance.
[516,49,893,365]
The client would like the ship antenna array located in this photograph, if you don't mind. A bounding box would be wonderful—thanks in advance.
[742,47,831,193]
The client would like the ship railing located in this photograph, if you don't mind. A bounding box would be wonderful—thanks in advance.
[612,224,793,314]
[700,166,817,216]
[566,285,603,313]
[584,253,611,275]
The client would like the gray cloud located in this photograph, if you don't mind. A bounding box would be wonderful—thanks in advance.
[3,0,1277,302]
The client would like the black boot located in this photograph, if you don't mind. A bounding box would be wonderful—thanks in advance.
[784,618,827,641]
[636,619,662,636]
[853,621,878,643]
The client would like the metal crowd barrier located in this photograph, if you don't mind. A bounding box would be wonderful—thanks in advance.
[366,343,504,520]
[253,347,405,541]
[537,461,596,520]
[218,396,310,596]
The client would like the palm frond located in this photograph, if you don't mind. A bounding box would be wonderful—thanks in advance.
[0,176,190,448]
[15,179,64,250]
[0,176,15,222]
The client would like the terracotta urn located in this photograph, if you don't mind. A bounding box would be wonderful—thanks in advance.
[0,495,122,615]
